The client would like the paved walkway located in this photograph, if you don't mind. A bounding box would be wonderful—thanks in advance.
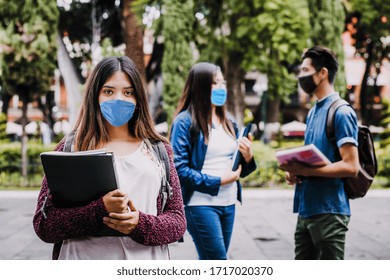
[0,189,389,260]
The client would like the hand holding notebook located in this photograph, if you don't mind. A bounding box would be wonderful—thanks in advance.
[275,144,331,167]
[232,123,253,171]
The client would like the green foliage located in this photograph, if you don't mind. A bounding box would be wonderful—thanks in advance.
[0,172,44,189]
[134,0,194,123]
[240,140,288,188]
[0,141,56,174]
[379,99,390,148]
[0,113,7,141]
[307,0,346,95]
[101,38,125,58]
[196,0,310,102]
[347,0,390,42]
[243,109,254,125]
[375,144,390,187]
[161,0,195,122]
[0,140,57,188]
[0,0,59,99]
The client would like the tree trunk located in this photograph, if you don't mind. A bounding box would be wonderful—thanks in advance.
[122,0,145,84]
[1,93,12,114]
[36,94,55,143]
[359,39,374,125]
[57,35,82,127]
[307,0,346,95]
[225,59,246,128]
[20,100,28,180]
[266,97,281,123]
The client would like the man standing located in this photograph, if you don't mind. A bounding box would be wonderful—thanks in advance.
[281,46,360,260]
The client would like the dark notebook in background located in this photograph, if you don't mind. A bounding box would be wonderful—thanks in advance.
[40,149,118,208]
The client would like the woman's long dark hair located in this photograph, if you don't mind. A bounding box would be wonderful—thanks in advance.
[73,56,166,151]
[173,62,235,142]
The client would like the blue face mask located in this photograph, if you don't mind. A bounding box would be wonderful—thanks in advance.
[211,88,227,106]
[100,99,136,127]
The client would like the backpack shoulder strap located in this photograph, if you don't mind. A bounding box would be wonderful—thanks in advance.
[326,98,350,140]
[63,130,76,152]
[145,139,173,211]
[152,141,170,184]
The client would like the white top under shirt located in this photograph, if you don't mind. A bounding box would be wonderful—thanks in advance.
[59,141,169,260]
[187,124,238,206]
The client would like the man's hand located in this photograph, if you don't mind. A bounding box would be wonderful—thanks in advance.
[280,161,309,177]
[285,171,302,185]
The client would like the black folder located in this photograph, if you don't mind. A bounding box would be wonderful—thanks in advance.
[232,123,253,171]
[40,149,118,208]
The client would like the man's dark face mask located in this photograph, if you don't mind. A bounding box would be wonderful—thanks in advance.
[298,73,318,95]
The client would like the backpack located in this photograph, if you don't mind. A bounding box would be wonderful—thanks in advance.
[326,98,378,199]
[63,131,173,210]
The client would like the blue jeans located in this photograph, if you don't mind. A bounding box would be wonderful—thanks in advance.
[185,205,235,260]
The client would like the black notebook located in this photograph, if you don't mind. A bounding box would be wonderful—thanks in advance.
[40,149,118,208]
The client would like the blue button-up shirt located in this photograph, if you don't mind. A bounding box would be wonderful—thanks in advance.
[293,93,358,218]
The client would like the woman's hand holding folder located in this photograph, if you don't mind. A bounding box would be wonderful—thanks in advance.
[102,189,139,234]
[103,200,140,235]
[237,133,254,164]
[103,189,130,213]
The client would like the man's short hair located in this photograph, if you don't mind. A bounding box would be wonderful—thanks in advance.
[302,46,339,84]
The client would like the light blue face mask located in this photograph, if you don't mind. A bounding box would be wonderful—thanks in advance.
[211,88,227,106]
[100,99,136,127]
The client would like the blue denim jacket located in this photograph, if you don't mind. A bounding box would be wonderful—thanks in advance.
[170,110,257,205]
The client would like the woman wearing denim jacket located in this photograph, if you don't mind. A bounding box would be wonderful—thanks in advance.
[170,62,256,260]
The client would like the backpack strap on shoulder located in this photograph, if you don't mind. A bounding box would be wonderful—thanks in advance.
[145,139,173,211]
[326,98,350,140]
[63,130,76,152]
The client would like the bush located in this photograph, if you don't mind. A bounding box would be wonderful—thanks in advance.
[375,144,390,187]
[0,172,44,188]
[0,113,7,141]
[241,140,291,188]
[0,140,56,187]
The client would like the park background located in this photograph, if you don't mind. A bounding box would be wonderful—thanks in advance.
[0,0,389,260]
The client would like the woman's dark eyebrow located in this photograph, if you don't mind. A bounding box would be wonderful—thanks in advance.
[102,85,133,89]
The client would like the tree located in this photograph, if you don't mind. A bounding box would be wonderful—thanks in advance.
[134,0,309,127]
[345,0,390,124]
[160,0,194,122]
[195,0,309,126]
[0,112,7,141]
[379,99,390,148]
[134,0,194,123]
[58,0,123,77]
[58,0,148,122]
[307,0,347,95]
[0,0,58,178]
[123,0,146,82]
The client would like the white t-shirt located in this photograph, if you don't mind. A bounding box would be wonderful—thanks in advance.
[188,124,238,206]
[59,141,169,260]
